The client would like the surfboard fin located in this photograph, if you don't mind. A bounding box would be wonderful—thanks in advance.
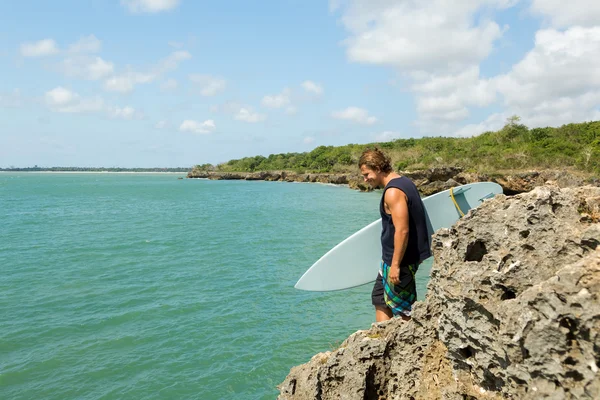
[478,192,497,202]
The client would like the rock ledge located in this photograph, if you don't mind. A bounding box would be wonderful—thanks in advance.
[278,185,600,399]
[188,168,598,195]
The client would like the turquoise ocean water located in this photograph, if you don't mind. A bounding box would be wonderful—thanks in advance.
[0,173,432,399]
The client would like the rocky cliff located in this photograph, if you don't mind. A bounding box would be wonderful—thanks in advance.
[277,185,600,399]
[187,168,598,195]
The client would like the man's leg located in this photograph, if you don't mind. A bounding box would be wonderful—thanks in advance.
[375,305,393,322]
[372,274,391,322]
[381,263,416,322]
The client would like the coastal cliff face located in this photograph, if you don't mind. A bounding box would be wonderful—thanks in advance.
[187,168,597,195]
[277,185,600,399]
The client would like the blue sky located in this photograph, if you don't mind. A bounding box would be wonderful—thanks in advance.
[1,0,599,167]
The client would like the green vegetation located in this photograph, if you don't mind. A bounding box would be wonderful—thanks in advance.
[194,117,600,175]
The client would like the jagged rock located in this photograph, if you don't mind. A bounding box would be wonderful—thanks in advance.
[187,171,209,178]
[316,175,331,184]
[264,172,282,181]
[306,174,319,183]
[186,168,597,198]
[418,179,461,197]
[297,174,311,183]
[216,172,246,180]
[492,171,546,194]
[329,175,350,185]
[245,172,266,181]
[455,172,490,185]
[429,167,463,182]
[349,179,373,192]
[490,170,591,195]
[539,170,587,189]
[403,167,463,183]
[281,172,299,182]
[278,185,600,399]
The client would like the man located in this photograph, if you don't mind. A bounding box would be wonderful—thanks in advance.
[359,148,431,322]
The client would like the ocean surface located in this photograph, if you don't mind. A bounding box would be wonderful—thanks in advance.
[0,173,433,399]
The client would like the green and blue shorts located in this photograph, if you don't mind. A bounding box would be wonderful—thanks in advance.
[371,261,418,317]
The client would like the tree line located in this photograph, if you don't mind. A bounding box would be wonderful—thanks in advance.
[193,117,600,175]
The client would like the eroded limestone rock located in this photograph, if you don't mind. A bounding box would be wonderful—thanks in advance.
[278,185,600,399]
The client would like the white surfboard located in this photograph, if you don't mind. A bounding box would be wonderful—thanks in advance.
[294,182,503,291]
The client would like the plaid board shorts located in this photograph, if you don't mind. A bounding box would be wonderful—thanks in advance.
[371,261,418,317]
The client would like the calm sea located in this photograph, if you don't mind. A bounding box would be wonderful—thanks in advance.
[0,173,432,399]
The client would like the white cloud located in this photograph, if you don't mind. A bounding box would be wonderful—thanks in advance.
[530,0,600,28]
[87,58,114,80]
[493,26,600,127]
[332,1,513,131]
[104,72,156,93]
[235,108,267,123]
[42,87,150,121]
[20,39,59,57]
[411,73,495,128]
[286,106,298,115]
[211,102,268,122]
[104,76,137,93]
[60,56,114,80]
[336,0,510,72]
[301,81,324,95]
[332,106,377,125]
[179,119,216,134]
[68,35,102,54]
[495,27,600,107]
[108,106,143,120]
[452,27,600,136]
[104,50,191,93]
[21,35,102,59]
[453,113,507,137]
[158,50,191,72]
[411,67,495,105]
[44,87,105,114]
[160,78,178,91]
[121,0,180,13]
[303,136,315,144]
[522,96,600,128]
[45,87,76,106]
[189,74,226,96]
[332,0,600,136]
[417,96,469,122]
[375,131,401,142]
[262,88,291,108]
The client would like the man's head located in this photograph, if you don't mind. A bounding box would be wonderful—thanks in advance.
[358,148,393,188]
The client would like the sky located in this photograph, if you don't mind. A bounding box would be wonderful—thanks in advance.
[1,0,600,168]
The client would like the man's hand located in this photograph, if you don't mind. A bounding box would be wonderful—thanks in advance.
[389,264,400,285]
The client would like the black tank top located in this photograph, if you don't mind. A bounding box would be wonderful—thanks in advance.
[380,176,432,266]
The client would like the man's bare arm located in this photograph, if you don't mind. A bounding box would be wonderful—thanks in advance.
[385,188,409,285]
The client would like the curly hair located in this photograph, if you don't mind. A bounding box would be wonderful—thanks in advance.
[358,147,393,173]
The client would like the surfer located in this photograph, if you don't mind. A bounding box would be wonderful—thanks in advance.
[359,148,432,322]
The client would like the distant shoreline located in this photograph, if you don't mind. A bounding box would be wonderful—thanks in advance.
[0,171,187,174]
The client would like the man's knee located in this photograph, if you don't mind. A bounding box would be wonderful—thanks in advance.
[375,305,393,322]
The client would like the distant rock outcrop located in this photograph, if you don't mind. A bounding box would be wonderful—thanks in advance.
[277,185,600,399]
[187,168,597,195]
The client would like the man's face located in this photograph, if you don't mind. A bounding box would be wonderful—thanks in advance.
[360,165,381,188]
